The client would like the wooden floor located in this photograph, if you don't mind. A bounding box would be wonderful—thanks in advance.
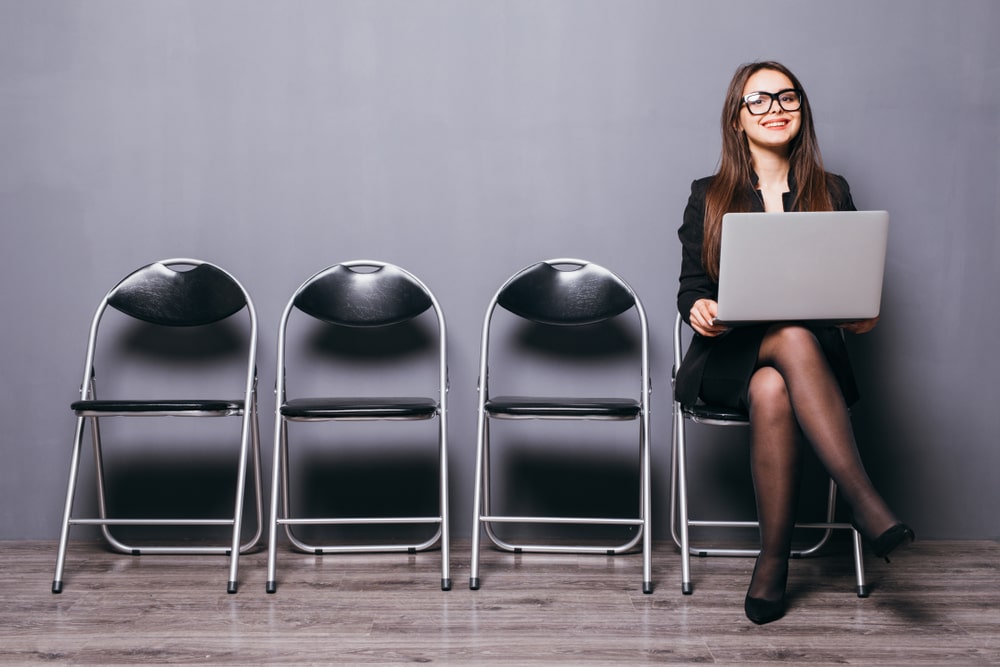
[4,538,999,665]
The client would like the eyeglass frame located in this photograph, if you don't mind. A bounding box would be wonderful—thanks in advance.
[741,88,804,115]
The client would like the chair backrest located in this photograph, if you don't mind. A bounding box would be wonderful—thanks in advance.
[276,260,446,401]
[79,258,257,399]
[291,262,434,327]
[107,261,249,327]
[480,258,649,397]
[495,260,637,326]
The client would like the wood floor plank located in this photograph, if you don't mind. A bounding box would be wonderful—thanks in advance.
[3,539,998,664]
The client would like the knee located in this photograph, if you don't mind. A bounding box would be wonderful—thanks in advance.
[760,324,825,369]
[769,323,821,351]
[748,368,792,418]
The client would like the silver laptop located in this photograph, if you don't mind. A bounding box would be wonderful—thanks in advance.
[714,210,889,325]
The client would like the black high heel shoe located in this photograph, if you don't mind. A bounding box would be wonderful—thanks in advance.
[744,557,788,625]
[853,521,915,562]
[869,523,915,561]
[744,592,787,625]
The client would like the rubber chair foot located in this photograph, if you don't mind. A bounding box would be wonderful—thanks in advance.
[642,581,654,595]
[266,581,276,594]
[857,585,870,598]
[227,581,238,594]
[469,577,480,590]
[52,581,63,594]
[441,578,452,591]
[682,582,693,595]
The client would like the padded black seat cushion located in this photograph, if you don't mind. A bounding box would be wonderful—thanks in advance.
[681,402,749,423]
[281,397,438,420]
[72,399,243,415]
[485,396,640,419]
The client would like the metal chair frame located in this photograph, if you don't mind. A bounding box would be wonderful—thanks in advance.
[469,258,653,594]
[670,313,868,597]
[265,260,450,593]
[52,258,263,594]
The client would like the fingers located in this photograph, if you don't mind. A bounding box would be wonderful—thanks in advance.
[689,299,714,331]
[690,299,728,337]
[838,317,879,334]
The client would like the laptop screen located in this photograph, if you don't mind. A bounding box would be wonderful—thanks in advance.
[715,210,889,325]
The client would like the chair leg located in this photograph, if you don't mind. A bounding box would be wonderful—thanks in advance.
[673,408,694,594]
[239,404,265,553]
[265,420,286,594]
[469,416,488,590]
[90,415,131,554]
[641,419,653,594]
[52,418,88,594]
[226,406,257,594]
[852,528,869,597]
[438,422,452,591]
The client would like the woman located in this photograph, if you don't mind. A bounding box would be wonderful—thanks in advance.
[676,61,914,625]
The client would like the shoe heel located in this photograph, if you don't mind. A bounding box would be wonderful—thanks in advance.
[853,521,915,560]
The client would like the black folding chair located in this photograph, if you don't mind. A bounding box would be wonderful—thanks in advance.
[266,261,450,593]
[53,258,263,594]
[469,258,652,593]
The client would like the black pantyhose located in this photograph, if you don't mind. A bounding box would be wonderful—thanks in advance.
[746,324,898,602]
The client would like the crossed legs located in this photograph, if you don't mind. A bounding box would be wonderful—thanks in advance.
[746,324,899,604]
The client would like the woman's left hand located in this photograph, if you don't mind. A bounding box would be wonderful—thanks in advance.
[838,317,879,334]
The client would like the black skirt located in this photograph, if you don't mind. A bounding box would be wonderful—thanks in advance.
[676,323,859,411]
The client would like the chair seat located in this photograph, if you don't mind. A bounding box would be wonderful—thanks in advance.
[72,399,244,416]
[681,402,749,424]
[485,395,640,419]
[281,397,438,420]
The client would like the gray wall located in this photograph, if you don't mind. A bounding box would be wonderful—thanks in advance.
[1,0,997,541]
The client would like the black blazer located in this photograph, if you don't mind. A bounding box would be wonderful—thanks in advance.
[674,173,860,407]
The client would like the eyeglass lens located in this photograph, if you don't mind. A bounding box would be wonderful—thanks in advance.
[743,89,802,115]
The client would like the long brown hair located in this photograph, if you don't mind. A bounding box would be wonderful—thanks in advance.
[702,61,836,281]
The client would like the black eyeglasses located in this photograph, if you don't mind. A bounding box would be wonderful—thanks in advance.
[742,88,803,115]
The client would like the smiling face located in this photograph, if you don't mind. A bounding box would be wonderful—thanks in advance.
[738,68,802,155]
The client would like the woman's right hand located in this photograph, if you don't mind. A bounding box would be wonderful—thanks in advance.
[689,298,730,337]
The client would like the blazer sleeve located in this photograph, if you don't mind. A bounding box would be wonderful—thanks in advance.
[677,177,718,323]
[829,173,857,212]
